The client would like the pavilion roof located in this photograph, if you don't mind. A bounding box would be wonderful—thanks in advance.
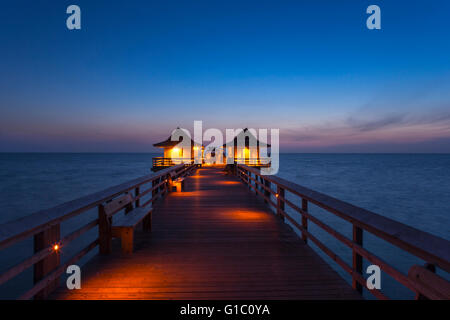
[222,128,271,147]
[153,128,198,148]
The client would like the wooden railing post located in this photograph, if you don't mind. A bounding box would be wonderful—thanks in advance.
[135,187,140,207]
[301,199,308,243]
[164,174,169,195]
[33,224,60,299]
[264,179,271,204]
[352,225,363,294]
[152,178,158,204]
[98,205,112,255]
[277,186,285,221]
[160,175,165,194]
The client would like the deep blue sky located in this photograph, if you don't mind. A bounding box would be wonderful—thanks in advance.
[0,0,449,152]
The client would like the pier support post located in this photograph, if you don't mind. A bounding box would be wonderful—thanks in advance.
[352,225,363,294]
[33,224,60,299]
[301,199,308,243]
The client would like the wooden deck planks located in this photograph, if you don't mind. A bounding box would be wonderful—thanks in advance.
[52,167,360,300]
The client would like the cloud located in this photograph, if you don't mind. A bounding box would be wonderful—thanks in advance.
[281,107,450,152]
[346,114,407,132]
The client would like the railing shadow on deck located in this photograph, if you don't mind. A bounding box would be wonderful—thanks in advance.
[236,164,450,300]
[0,163,196,300]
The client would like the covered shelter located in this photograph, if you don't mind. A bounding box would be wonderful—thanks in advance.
[152,128,202,171]
[222,128,271,165]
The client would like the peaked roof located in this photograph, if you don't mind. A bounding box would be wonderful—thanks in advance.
[154,128,271,148]
[223,128,271,147]
[153,128,198,148]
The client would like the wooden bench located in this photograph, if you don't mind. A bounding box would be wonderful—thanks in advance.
[99,194,152,254]
[169,171,185,192]
[408,265,450,300]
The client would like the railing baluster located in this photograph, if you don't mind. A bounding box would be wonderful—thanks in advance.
[159,175,165,194]
[264,179,271,204]
[301,199,308,244]
[277,186,285,221]
[33,224,60,299]
[98,205,112,255]
[135,187,140,207]
[352,225,364,294]
[152,178,158,204]
[164,174,169,194]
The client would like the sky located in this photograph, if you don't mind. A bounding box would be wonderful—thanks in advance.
[0,0,449,152]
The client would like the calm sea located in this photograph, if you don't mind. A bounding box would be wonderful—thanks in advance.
[0,153,449,299]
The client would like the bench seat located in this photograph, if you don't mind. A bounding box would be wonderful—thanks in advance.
[169,171,185,192]
[408,265,450,299]
[111,207,152,254]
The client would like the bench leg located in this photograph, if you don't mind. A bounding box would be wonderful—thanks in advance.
[143,213,152,232]
[121,228,134,254]
[174,182,183,192]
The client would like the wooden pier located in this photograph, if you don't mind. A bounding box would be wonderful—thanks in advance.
[0,164,449,300]
[52,167,359,299]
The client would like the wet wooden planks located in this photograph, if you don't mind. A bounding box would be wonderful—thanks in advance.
[52,167,360,300]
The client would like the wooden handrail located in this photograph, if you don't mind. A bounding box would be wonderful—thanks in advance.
[236,164,450,299]
[0,164,185,251]
[0,163,196,299]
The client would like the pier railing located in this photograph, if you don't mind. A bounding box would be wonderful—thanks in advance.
[232,158,271,167]
[236,164,450,299]
[0,163,196,299]
[152,157,194,167]
[152,157,271,168]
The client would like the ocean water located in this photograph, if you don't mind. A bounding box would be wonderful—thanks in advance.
[0,153,449,299]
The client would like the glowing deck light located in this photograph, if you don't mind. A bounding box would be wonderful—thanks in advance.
[275,194,279,198]
[53,244,60,252]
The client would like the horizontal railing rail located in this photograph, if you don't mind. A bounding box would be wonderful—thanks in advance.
[153,157,271,167]
[0,163,196,299]
[236,164,450,300]
[232,158,271,167]
[152,157,194,167]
